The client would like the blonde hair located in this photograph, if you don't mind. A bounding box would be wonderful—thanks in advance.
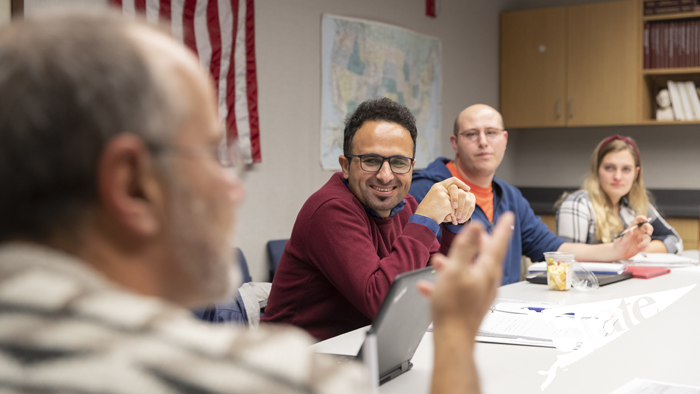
[583,136,648,243]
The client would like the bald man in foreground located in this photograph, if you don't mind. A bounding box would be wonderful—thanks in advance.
[410,104,653,285]
[0,12,515,394]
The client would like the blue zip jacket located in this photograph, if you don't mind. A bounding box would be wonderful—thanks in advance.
[409,157,564,285]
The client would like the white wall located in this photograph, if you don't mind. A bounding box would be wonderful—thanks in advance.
[0,0,10,26]
[240,0,518,280]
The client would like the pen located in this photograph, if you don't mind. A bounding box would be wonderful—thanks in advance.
[613,221,648,240]
[524,307,574,316]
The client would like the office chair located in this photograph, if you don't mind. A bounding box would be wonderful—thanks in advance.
[193,247,252,323]
[236,247,252,283]
[266,239,288,282]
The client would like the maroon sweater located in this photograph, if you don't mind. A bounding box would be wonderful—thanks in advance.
[262,173,455,341]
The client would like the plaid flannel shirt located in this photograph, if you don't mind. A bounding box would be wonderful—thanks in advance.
[555,190,683,254]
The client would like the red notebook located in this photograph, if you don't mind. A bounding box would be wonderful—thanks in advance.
[626,266,671,279]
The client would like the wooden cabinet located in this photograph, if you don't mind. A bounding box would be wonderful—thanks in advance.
[500,8,567,128]
[500,0,641,128]
[567,1,640,126]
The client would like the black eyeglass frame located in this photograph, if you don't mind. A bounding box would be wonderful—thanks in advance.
[346,154,416,174]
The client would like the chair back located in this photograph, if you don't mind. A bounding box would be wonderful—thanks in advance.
[193,247,251,323]
[236,247,252,283]
[266,239,288,282]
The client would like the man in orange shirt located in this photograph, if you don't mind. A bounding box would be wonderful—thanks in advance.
[410,104,653,285]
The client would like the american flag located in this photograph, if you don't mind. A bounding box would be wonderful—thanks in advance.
[113,0,261,163]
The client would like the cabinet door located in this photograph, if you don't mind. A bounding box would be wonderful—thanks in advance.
[567,0,640,126]
[500,8,567,128]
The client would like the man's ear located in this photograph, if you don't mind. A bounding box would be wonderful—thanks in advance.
[503,130,509,147]
[449,135,458,154]
[339,155,351,179]
[97,134,164,238]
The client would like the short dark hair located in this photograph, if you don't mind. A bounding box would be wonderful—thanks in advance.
[0,13,180,242]
[342,97,418,157]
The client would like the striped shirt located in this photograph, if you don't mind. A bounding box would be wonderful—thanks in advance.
[555,190,683,254]
[0,243,369,394]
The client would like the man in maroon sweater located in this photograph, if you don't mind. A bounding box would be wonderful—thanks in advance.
[263,98,476,340]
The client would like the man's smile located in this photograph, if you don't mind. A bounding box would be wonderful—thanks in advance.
[370,184,397,194]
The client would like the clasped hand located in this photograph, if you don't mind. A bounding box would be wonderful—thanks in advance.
[414,177,476,225]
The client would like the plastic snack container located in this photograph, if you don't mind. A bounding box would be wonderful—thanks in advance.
[545,252,574,291]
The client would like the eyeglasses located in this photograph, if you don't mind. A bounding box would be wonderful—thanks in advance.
[346,154,415,174]
[147,138,246,179]
[459,128,504,142]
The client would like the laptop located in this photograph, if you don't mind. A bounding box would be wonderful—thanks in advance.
[526,271,633,286]
[335,266,437,385]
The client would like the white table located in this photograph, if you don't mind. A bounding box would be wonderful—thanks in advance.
[682,249,699,259]
[313,266,700,394]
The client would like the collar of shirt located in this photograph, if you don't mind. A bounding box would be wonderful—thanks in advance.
[341,177,406,218]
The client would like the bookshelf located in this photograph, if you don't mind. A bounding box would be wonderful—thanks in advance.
[641,1,700,122]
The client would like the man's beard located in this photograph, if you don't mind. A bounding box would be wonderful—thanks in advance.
[165,172,240,305]
[362,180,404,212]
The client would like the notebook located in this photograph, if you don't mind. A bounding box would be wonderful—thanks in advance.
[528,262,626,275]
[625,266,671,279]
[526,271,633,286]
[334,266,437,385]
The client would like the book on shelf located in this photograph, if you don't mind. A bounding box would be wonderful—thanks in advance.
[645,19,700,69]
[644,0,700,14]
[644,0,696,7]
[644,5,698,15]
[667,80,686,120]
[685,81,700,118]
[678,80,695,119]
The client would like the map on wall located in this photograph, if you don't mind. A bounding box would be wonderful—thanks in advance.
[321,14,442,170]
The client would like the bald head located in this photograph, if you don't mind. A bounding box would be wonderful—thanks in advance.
[449,104,508,186]
[453,104,504,136]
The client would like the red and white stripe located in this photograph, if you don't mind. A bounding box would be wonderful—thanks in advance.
[113,0,261,163]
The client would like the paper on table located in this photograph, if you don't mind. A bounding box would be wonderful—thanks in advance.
[476,309,615,349]
[673,265,700,274]
[529,262,626,274]
[469,299,618,349]
[477,313,583,347]
[608,378,700,394]
[626,253,700,268]
[427,298,559,332]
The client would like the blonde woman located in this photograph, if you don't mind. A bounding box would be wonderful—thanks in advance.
[556,135,683,254]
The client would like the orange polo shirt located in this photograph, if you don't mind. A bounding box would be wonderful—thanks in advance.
[446,161,494,223]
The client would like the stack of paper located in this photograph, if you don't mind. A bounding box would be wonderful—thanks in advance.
[626,253,699,268]
[528,262,626,275]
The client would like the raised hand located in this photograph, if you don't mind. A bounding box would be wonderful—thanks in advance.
[418,212,514,334]
[418,213,514,394]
